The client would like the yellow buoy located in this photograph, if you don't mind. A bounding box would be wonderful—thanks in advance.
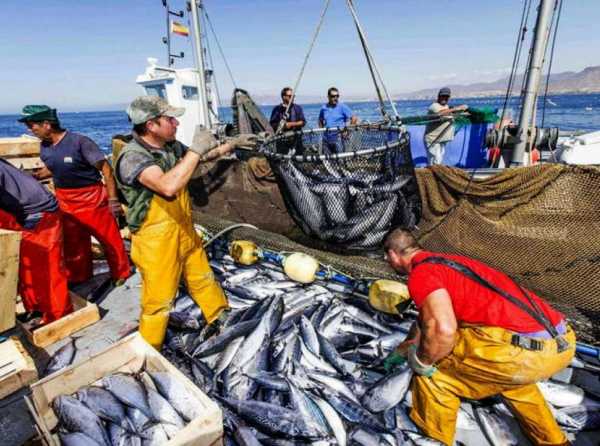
[283,252,320,284]
[368,279,411,315]
[230,240,260,266]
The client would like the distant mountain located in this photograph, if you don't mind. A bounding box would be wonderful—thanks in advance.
[397,65,600,100]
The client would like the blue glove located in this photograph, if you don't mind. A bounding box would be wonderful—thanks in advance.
[407,345,437,378]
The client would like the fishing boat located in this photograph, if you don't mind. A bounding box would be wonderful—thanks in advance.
[117,0,600,349]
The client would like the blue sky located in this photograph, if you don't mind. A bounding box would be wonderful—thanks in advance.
[1,0,598,113]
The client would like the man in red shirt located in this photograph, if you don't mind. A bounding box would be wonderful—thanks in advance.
[383,228,575,446]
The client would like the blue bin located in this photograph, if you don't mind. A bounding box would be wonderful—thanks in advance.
[408,123,492,168]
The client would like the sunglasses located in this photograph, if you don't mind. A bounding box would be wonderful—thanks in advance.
[329,94,340,98]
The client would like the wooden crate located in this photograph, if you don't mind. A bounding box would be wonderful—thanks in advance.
[0,136,40,157]
[18,292,100,348]
[28,333,223,446]
[0,229,22,333]
[0,337,38,400]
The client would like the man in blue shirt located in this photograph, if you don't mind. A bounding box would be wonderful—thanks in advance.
[318,87,358,154]
[269,87,306,154]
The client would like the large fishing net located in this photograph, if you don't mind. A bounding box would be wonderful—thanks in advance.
[260,124,421,253]
[414,164,600,346]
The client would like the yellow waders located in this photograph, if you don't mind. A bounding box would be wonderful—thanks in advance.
[410,325,575,446]
[131,188,228,350]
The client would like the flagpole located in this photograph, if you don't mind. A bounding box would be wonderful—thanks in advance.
[190,0,211,128]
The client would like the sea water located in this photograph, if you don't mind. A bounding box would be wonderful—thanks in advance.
[1,93,600,155]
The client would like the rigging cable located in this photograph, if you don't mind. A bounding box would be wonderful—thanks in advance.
[500,0,533,124]
[541,0,563,129]
[277,0,332,134]
[203,6,238,89]
[346,0,399,120]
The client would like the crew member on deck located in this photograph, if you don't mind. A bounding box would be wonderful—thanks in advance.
[19,105,131,286]
[423,87,468,165]
[269,87,306,154]
[318,87,358,154]
[115,96,257,349]
[0,159,72,325]
[382,228,574,446]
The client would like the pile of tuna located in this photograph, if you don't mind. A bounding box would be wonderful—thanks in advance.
[159,251,600,446]
[52,370,202,445]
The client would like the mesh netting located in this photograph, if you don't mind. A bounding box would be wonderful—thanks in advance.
[260,124,421,253]
[415,164,600,346]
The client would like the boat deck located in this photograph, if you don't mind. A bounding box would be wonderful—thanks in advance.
[1,261,599,446]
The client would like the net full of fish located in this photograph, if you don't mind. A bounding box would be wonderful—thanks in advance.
[157,248,600,446]
[50,368,204,445]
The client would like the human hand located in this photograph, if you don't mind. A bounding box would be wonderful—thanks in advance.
[229,133,258,150]
[189,125,218,156]
[454,105,469,112]
[407,344,437,377]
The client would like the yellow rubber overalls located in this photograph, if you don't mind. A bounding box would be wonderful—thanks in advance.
[130,187,228,350]
[410,325,575,446]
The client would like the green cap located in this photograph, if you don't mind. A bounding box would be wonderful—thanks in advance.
[18,105,59,123]
[126,96,185,125]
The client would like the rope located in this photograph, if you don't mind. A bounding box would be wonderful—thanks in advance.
[500,0,533,124]
[203,6,238,89]
[345,0,399,120]
[277,0,332,134]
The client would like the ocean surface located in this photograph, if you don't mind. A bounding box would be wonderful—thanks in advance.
[1,93,600,155]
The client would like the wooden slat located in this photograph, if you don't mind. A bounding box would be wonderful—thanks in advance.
[29,333,223,446]
[4,156,44,170]
[0,229,21,333]
[0,137,40,157]
[0,337,38,399]
[19,293,100,348]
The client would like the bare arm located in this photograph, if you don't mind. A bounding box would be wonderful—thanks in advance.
[138,143,234,198]
[436,105,468,116]
[416,288,457,364]
[32,165,52,180]
[96,160,118,200]
[285,120,305,130]
[138,151,202,198]
[350,115,358,125]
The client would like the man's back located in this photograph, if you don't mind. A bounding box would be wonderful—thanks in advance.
[408,250,563,333]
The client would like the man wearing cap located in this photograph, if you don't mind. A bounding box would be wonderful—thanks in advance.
[423,87,468,165]
[115,96,256,349]
[382,228,574,446]
[0,159,72,325]
[19,105,131,286]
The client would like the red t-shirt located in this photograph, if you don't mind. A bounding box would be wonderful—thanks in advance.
[407,251,564,333]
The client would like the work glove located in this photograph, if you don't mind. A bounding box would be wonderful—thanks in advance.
[108,198,123,217]
[407,344,437,378]
[189,125,219,157]
[383,351,407,373]
[228,133,258,151]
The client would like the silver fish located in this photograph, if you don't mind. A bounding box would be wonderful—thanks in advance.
[148,371,202,422]
[52,395,111,446]
[360,365,413,413]
[473,406,518,446]
[101,374,155,422]
[77,386,135,433]
[538,381,585,407]
[45,337,77,375]
[59,431,103,446]
[146,387,185,433]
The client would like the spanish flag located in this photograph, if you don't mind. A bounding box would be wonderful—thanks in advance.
[171,21,190,37]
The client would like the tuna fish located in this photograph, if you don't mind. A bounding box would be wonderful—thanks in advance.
[52,395,111,446]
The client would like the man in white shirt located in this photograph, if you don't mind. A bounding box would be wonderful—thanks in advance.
[424,87,468,165]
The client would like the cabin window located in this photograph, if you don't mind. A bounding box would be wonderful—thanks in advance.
[182,86,199,100]
[145,84,167,99]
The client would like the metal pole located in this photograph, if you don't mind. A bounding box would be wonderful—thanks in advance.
[164,1,172,66]
[190,0,211,128]
[511,0,555,166]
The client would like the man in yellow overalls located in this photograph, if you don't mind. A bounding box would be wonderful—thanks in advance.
[380,228,574,446]
[115,96,256,349]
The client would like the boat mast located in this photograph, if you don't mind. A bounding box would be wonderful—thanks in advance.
[511,0,555,166]
[189,0,212,128]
